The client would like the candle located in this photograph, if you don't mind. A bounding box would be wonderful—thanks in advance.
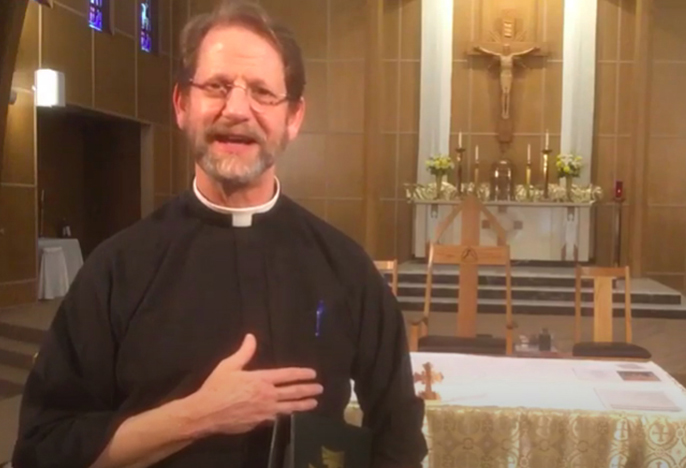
[475,145,480,164]
[614,180,624,200]
[545,130,550,150]
[458,131,463,149]
[527,144,531,165]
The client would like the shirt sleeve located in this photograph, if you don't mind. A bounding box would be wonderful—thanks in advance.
[351,259,428,468]
[12,256,125,468]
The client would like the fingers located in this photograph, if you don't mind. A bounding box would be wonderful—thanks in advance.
[252,367,317,385]
[275,398,319,415]
[222,334,257,370]
[275,383,323,402]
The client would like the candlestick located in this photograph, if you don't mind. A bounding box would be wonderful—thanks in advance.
[542,148,552,199]
[525,161,532,200]
[455,146,465,196]
[474,145,480,189]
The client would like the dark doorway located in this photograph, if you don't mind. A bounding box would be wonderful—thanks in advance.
[37,106,142,258]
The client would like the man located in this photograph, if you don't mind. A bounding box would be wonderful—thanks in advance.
[12,1,427,467]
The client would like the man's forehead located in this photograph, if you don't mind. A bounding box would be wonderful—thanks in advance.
[198,25,282,66]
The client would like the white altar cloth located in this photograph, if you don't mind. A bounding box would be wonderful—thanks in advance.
[351,353,686,416]
[412,201,594,262]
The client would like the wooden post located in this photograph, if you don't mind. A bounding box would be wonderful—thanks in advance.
[0,0,30,187]
[363,0,383,258]
[457,196,481,337]
[629,0,654,276]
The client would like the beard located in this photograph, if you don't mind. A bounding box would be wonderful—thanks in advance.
[188,121,288,187]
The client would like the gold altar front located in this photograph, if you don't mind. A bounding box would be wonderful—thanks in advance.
[346,403,686,467]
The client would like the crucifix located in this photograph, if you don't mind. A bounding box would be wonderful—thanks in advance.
[469,12,548,144]
[413,362,444,401]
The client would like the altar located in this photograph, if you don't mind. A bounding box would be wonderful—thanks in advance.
[347,352,686,468]
[412,200,595,262]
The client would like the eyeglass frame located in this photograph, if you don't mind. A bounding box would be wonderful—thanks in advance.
[186,77,291,111]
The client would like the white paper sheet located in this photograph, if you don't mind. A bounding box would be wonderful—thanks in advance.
[595,388,682,412]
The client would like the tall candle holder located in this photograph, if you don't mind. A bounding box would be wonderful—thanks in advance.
[455,146,466,197]
[525,144,532,200]
[542,148,553,199]
[525,160,532,200]
[473,145,480,190]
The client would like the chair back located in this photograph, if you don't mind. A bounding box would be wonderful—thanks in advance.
[574,266,632,344]
[374,259,399,296]
[422,243,514,354]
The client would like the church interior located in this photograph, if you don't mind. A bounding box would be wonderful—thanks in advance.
[2,0,686,466]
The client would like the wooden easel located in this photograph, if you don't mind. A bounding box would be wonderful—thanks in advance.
[430,195,507,337]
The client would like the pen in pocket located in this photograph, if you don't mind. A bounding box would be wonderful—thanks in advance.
[315,300,325,337]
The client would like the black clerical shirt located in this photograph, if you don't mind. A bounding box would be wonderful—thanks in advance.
[12,191,427,468]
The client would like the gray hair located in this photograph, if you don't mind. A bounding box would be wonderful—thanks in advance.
[177,0,306,102]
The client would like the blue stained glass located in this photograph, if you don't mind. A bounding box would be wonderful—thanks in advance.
[140,1,153,53]
[89,0,104,31]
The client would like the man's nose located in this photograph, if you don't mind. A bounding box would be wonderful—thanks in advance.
[220,86,252,120]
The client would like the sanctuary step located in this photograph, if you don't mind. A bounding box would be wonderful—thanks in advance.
[392,263,686,319]
[0,307,50,402]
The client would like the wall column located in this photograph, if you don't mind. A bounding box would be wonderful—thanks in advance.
[363,0,384,258]
[0,0,30,186]
[629,0,654,276]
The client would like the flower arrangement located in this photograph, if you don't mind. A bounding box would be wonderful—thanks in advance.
[556,154,583,178]
[425,154,454,177]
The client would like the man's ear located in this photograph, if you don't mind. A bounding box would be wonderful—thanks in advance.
[172,84,188,129]
[286,98,306,142]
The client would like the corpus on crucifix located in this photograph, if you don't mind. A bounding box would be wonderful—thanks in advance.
[473,43,539,120]
[469,14,548,143]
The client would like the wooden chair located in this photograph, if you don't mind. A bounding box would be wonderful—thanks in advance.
[408,243,516,355]
[374,260,399,296]
[573,266,651,360]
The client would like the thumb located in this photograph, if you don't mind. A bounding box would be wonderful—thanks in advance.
[223,333,257,370]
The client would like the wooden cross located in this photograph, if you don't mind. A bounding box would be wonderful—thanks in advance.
[413,362,444,400]
[467,12,548,144]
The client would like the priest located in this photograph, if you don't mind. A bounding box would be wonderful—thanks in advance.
[12,1,427,468]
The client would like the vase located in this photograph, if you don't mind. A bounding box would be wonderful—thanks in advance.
[565,176,574,201]
[434,174,444,200]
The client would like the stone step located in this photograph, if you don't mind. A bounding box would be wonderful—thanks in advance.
[0,364,29,401]
[0,322,44,346]
[397,283,682,305]
[399,296,686,319]
[392,270,598,288]
[0,338,38,371]
[0,365,28,386]
[0,378,23,400]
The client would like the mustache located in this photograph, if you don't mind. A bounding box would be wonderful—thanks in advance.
[204,124,265,145]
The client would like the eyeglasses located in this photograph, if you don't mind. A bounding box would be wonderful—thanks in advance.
[188,78,289,110]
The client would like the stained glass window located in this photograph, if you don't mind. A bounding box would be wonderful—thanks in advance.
[140,0,157,53]
[88,0,109,32]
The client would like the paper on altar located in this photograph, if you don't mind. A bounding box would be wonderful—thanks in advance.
[573,367,624,382]
[595,388,682,412]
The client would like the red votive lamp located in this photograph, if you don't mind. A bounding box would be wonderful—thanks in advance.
[614,180,624,201]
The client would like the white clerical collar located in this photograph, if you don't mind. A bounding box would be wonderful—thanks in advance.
[192,177,280,227]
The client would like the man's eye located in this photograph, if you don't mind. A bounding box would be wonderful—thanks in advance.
[254,88,274,97]
[206,83,224,92]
